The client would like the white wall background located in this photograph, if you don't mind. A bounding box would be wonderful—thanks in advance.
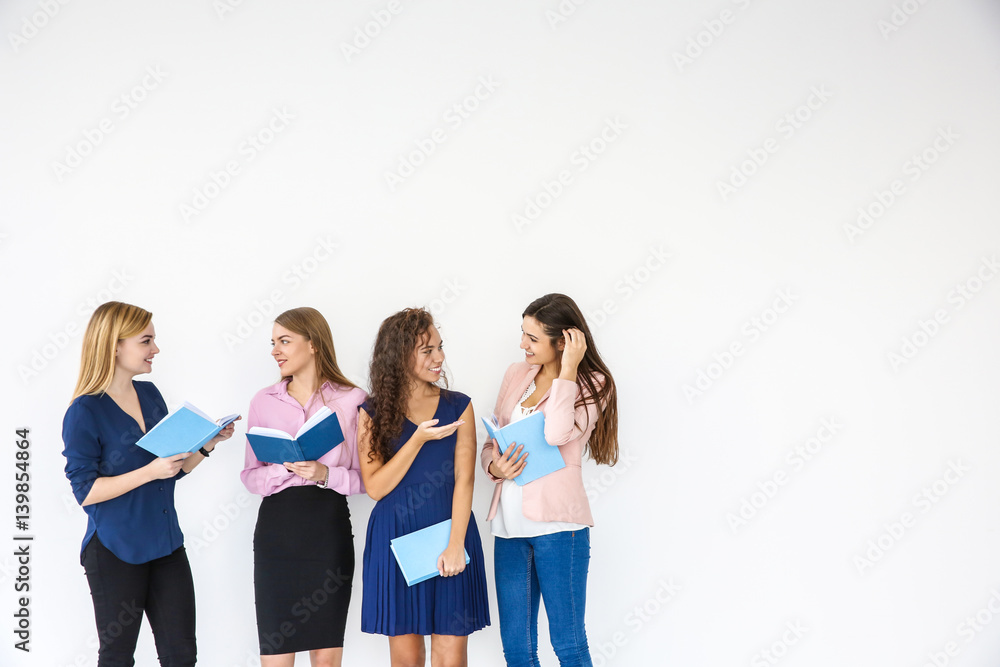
[2,0,1000,665]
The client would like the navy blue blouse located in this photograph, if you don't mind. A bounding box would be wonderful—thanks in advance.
[62,381,186,564]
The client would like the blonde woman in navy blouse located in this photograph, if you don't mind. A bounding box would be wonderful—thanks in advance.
[62,302,235,667]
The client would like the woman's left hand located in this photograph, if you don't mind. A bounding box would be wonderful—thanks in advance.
[437,544,467,577]
[561,328,587,371]
[284,461,328,482]
[204,417,240,453]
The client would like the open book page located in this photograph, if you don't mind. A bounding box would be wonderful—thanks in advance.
[248,426,294,440]
[296,406,332,439]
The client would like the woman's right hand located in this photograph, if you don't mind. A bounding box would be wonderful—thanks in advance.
[490,442,528,480]
[146,453,190,480]
[415,419,464,444]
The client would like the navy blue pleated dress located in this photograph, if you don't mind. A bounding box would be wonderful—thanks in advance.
[360,389,490,636]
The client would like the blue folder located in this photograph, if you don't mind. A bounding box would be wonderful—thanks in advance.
[137,403,240,458]
[247,407,344,464]
[482,411,566,485]
[390,519,470,586]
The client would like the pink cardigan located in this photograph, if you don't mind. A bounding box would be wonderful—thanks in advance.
[480,362,603,526]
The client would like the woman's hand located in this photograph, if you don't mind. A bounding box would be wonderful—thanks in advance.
[437,543,467,577]
[561,328,587,372]
[415,419,464,444]
[283,461,328,482]
[204,417,240,452]
[146,453,190,480]
[490,442,528,480]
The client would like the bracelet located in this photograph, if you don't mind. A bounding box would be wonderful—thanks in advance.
[198,446,211,458]
[317,466,329,488]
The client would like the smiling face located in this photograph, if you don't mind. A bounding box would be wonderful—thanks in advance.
[271,323,315,378]
[116,322,158,377]
[520,315,562,365]
[410,325,445,384]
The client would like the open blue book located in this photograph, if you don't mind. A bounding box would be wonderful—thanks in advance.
[247,406,344,464]
[390,519,470,587]
[482,411,566,486]
[137,403,240,458]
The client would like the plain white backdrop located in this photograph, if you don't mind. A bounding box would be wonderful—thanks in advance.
[2,0,1000,665]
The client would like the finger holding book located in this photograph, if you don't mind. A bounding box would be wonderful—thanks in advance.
[437,543,468,578]
[489,442,527,480]
[283,460,328,483]
[146,452,191,480]
[207,416,240,448]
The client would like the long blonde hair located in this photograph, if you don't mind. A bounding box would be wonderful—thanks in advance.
[71,302,152,400]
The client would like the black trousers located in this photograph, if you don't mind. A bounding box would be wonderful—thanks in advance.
[82,535,197,667]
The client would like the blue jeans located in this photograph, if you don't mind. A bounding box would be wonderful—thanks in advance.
[494,529,592,667]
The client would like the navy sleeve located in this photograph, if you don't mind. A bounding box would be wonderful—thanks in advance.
[62,399,102,505]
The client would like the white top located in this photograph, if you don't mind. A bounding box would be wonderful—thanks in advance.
[490,382,589,539]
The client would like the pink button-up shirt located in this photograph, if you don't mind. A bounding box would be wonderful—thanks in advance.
[240,379,366,497]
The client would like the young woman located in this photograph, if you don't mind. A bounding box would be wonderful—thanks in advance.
[62,301,236,667]
[358,307,489,667]
[240,307,366,667]
[480,293,619,667]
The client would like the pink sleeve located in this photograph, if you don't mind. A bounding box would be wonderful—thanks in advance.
[482,365,517,481]
[239,395,294,496]
[542,376,603,447]
[324,391,366,496]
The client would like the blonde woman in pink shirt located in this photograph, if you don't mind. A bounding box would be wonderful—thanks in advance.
[240,307,366,667]
[481,294,619,667]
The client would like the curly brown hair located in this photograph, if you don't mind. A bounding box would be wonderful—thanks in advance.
[366,308,448,464]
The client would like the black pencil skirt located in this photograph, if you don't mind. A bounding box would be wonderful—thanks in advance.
[253,485,355,655]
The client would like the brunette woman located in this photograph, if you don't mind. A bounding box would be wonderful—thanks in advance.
[481,293,619,667]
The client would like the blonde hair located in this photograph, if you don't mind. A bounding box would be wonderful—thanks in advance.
[71,302,152,400]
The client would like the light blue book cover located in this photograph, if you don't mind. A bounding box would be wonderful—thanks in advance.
[137,403,238,458]
[247,407,344,464]
[482,411,566,486]
[390,519,470,587]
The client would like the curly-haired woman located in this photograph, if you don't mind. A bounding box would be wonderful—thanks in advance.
[358,307,489,666]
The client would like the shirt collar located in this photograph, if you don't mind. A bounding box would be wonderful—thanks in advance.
[265,378,339,403]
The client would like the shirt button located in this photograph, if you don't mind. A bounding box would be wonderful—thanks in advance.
[159,487,164,491]
[163,509,168,514]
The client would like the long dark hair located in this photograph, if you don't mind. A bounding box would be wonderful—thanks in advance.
[523,293,619,465]
[365,308,447,463]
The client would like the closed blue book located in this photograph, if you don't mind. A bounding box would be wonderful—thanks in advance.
[137,403,240,458]
[390,519,470,587]
[247,407,344,464]
[482,411,566,486]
